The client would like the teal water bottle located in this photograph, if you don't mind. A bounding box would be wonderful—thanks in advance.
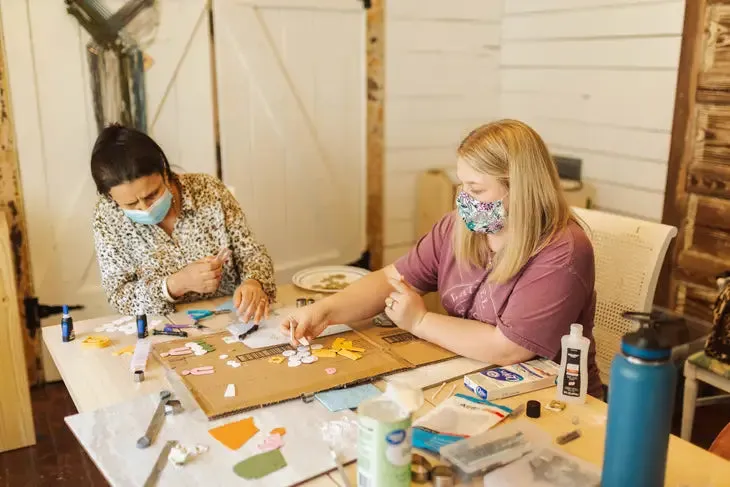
[602,311,678,487]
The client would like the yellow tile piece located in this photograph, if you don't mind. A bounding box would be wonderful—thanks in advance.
[337,349,362,361]
[342,345,365,353]
[313,349,338,358]
[268,356,285,364]
[81,336,111,349]
[331,338,348,351]
[113,345,135,356]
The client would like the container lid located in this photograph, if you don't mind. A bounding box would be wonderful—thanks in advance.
[620,311,673,361]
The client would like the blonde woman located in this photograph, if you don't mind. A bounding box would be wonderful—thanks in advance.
[282,119,603,398]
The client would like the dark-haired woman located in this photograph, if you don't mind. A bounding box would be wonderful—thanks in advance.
[91,124,275,320]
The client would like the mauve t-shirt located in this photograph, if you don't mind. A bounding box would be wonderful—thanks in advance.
[394,212,603,398]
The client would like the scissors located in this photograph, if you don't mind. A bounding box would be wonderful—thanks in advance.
[186,309,231,329]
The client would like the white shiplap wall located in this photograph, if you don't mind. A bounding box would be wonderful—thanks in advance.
[384,0,504,264]
[500,0,684,221]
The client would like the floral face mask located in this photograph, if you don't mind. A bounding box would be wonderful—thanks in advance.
[456,190,506,234]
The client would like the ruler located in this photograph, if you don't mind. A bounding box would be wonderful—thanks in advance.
[143,440,177,487]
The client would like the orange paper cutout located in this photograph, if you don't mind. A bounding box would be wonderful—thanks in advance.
[209,417,259,450]
[270,427,286,437]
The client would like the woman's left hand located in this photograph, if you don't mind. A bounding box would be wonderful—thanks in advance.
[234,279,270,323]
[384,275,427,334]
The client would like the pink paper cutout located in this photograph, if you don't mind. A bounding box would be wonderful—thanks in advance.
[257,433,284,452]
[169,347,193,356]
[182,366,215,376]
[325,368,337,375]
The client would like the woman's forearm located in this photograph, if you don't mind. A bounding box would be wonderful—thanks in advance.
[319,268,392,324]
[414,312,534,365]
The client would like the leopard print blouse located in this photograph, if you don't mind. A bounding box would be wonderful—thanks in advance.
[93,173,276,315]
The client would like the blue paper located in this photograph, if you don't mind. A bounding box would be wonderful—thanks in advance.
[412,427,463,454]
[216,299,236,312]
[315,384,381,412]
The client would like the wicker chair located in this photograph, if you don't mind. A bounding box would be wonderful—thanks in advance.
[572,207,678,384]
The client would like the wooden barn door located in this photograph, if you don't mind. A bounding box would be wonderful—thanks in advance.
[1,0,216,380]
[213,0,367,282]
[661,0,730,321]
[0,0,216,321]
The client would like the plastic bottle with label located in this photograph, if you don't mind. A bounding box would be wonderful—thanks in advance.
[356,381,423,487]
[556,323,590,404]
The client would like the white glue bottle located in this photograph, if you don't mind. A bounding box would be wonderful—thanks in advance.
[556,323,590,404]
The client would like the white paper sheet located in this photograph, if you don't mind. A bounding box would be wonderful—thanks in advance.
[234,306,352,349]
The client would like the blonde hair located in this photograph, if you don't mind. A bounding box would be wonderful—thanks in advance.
[454,119,573,283]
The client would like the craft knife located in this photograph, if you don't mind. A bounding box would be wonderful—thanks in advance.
[153,328,188,338]
[142,440,178,487]
[137,390,172,449]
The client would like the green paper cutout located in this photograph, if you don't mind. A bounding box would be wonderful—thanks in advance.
[233,449,287,479]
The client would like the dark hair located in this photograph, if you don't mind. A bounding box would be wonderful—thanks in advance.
[90,123,173,195]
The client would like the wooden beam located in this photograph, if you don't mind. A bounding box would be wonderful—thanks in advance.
[0,15,38,385]
[367,0,385,270]
[656,0,705,309]
[0,213,35,452]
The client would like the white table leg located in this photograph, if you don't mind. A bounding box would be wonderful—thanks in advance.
[681,361,699,441]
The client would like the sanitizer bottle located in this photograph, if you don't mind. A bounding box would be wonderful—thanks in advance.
[556,323,590,403]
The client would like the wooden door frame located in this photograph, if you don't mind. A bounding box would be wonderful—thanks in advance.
[0,15,38,384]
[366,0,384,270]
[656,0,705,308]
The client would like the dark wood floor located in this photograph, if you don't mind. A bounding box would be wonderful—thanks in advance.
[1,381,729,486]
[1,383,107,487]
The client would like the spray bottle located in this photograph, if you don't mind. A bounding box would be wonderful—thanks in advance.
[602,311,678,487]
[61,305,75,342]
[136,313,148,339]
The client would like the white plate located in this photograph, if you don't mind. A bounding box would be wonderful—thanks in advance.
[291,265,371,293]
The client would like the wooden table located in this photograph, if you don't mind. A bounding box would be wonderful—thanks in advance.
[44,286,730,486]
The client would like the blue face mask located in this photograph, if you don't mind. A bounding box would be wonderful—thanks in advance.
[123,188,173,225]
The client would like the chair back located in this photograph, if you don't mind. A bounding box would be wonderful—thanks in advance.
[572,207,678,384]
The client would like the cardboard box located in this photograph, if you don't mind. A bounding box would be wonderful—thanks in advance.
[463,359,559,401]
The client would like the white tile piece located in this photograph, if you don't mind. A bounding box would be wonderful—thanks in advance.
[224,384,236,398]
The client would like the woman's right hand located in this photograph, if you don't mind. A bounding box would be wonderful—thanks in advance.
[167,257,223,297]
[280,301,331,346]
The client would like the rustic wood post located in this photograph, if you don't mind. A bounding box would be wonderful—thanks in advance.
[367,0,384,270]
[0,17,39,385]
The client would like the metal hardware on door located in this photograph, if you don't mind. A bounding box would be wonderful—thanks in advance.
[359,0,371,9]
[24,297,84,337]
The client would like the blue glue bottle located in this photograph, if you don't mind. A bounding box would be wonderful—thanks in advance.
[602,312,677,487]
[136,314,148,339]
[61,305,75,342]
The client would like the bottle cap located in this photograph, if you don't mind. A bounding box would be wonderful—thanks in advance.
[621,311,672,361]
[62,304,69,315]
[570,323,583,336]
[526,400,541,418]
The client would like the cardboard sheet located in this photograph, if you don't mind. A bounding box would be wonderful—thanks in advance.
[152,323,456,420]
[355,325,456,366]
